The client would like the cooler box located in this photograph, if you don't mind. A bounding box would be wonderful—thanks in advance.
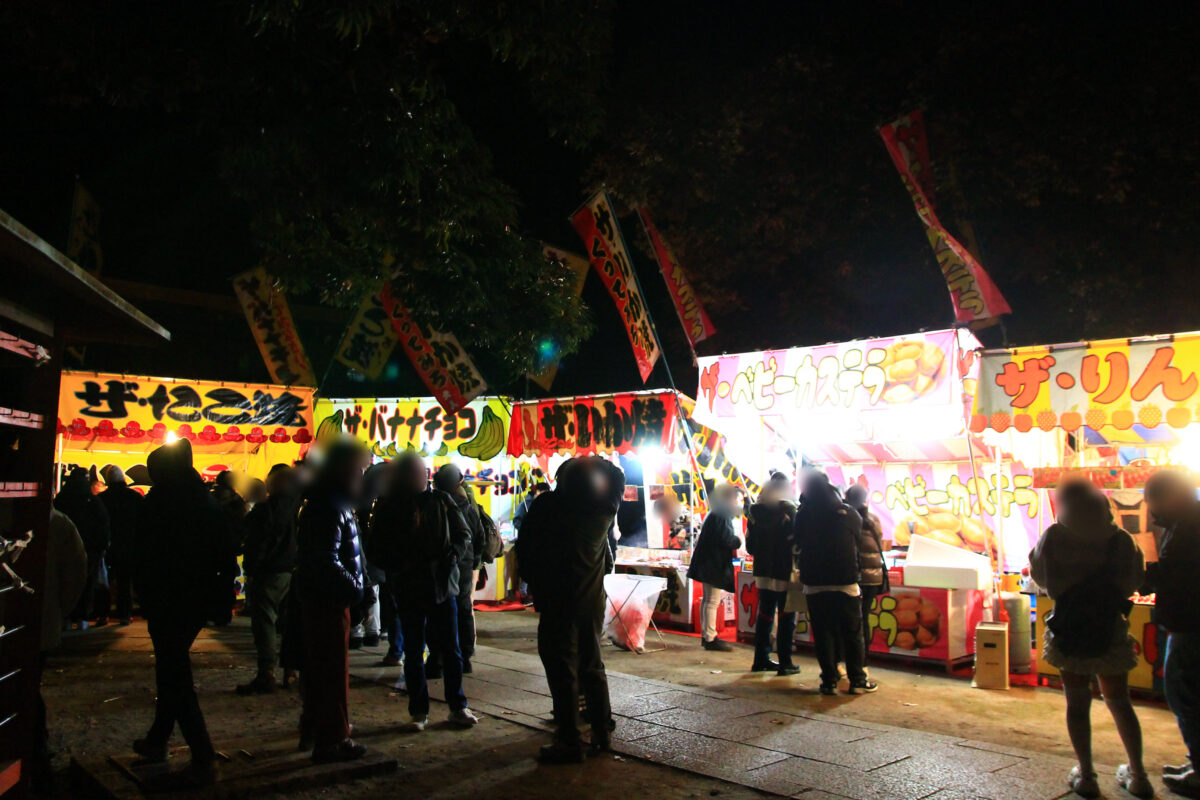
[904,534,992,591]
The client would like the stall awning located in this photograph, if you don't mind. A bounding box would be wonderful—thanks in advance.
[972,331,1200,434]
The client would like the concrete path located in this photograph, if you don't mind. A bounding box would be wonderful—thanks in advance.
[349,645,1167,800]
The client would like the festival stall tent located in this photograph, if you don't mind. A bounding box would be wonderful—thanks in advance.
[0,210,168,797]
[56,371,316,489]
[314,396,518,601]
[971,332,1200,692]
[692,329,1042,671]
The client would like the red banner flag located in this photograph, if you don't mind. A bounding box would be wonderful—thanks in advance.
[570,191,661,382]
[637,209,716,349]
[879,112,1011,326]
[379,282,487,414]
[506,391,677,457]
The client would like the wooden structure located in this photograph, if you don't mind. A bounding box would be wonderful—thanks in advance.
[0,209,167,797]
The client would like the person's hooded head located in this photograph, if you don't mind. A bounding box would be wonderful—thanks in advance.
[147,439,198,488]
[103,465,127,488]
[1055,479,1113,535]
[1146,469,1197,526]
[844,484,869,514]
[800,470,836,509]
[433,463,466,499]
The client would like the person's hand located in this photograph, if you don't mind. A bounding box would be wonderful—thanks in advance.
[476,570,488,590]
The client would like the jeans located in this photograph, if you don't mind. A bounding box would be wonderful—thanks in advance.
[807,591,866,687]
[700,583,724,642]
[145,618,215,762]
[538,598,612,746]
[1166,631,1200,761]
[400,598,467,718]
[248,571,290,673]
[300,603,351,748]
[426,571,478,671]
[754,588,796,666]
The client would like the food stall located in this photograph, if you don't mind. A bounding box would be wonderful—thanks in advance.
[971,332,1200,692]
[695,329,1031,671]
[56,371,316,485]
[315,395,518,601]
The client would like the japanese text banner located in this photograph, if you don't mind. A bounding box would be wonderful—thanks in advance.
[57,371,314,447]
[507,392,677,457]
[232,267,317,386]
[380,282,486,415]
[879,112,1011,326]
[972,333,1200,433]
[571,191,661,382]
[335,288,398,379]
[637,209,715,349]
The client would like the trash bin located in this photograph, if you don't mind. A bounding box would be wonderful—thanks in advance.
[603,573,667,653]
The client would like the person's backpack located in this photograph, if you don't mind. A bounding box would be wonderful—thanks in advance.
[478,505,504,563]
[1046,531,1134,659]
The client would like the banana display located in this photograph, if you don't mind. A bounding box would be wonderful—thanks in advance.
[457,406,506,461]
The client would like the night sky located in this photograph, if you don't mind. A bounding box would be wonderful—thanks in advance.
[1,3,1197,398]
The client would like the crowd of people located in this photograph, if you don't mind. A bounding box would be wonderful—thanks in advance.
[42,439,1200,796]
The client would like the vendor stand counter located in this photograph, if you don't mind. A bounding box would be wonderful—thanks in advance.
[736,567,986,673]
[1034,595,1163,694]
[615,549,736,632]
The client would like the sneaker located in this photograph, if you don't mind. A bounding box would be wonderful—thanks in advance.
[132,738,168,763]
[311,738,368,764]
[847,680,879,695]
[776,664,800,676]
[406,716,429,733]
[1165,770,1200,798]
[448,708,479,727]
[1166,761,1194,777]
[818,684,838,696]
[702,638,733,652]
[751,659,780,673]
[380,653,402,667]
[349,636,363,650]
[538,741,586,764]
[363,634,380,648]
[235,673,277,696]
[1068,765,1100,799]
[1116,764,1153,799]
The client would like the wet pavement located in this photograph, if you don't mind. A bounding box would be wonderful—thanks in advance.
[351,644,1167,800]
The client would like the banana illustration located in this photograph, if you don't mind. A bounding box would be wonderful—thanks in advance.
[315,410,343,444]
[385,442,398,458]
[434,441,449,457]
[371,442,386,458]
[457,406,506,461]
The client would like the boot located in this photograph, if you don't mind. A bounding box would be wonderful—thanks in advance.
[236,672,277,696]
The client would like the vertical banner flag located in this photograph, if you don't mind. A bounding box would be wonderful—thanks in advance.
[378,281,486,414]
[335,287,398,379]
[879,111,1011,327]
[571,191,661,382]
[637,209,715,349]
[527,244,590,391]
[232,267,318,386]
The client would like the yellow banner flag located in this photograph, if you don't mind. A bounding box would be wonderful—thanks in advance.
[335,287,398,379]
[232,267,317,386]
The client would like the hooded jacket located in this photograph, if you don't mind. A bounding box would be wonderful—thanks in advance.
[371,487,470,607]
[688,510,741,592]
[794,492,863,588]
[746,501,796,581]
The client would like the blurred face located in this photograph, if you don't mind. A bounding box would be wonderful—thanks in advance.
[1146,475,1196,523]
[399,457,428,494]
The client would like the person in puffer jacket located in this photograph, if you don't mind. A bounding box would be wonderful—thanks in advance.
[844,485,888,666]
[746,475,800,675]
[294,439,368,763]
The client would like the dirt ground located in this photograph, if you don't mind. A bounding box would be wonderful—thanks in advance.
[40,609,1180,798]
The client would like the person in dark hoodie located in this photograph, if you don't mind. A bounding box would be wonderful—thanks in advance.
[237,464,301,695]
[688,484,743,652]
[371,452,478,731]
[293,439,369,762]
[519,455,625,763]
[1145,469,1200,796]
[98,466,142,626]
[746,474,800,675]
[55,467,110,628]
[426,464,489,675]
[844,484,888,666]
[794,471,876,695]
[131,439,238,786]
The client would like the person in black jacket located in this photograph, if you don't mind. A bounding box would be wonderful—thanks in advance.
[794,472,875,695]
[237,464,300,695]
[746,475,799,675]
[689,484,743,652]
[372,452,478,731]
[426,464,488,675]
[294,440,369,763]
[131,439,238,786]
[844,484,889,666]
[55,467,110,628]
[98,466,142,626]
[1146,470,1200,795]
[519,456,624,764]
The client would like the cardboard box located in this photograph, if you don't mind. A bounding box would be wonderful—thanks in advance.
[973,620,1010,690]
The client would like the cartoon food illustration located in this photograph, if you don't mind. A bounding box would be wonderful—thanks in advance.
[315,409,343,443]
[457,406,506,460]
[889,592,941,651]
[878,339,946,403]
[892,505,995,556]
